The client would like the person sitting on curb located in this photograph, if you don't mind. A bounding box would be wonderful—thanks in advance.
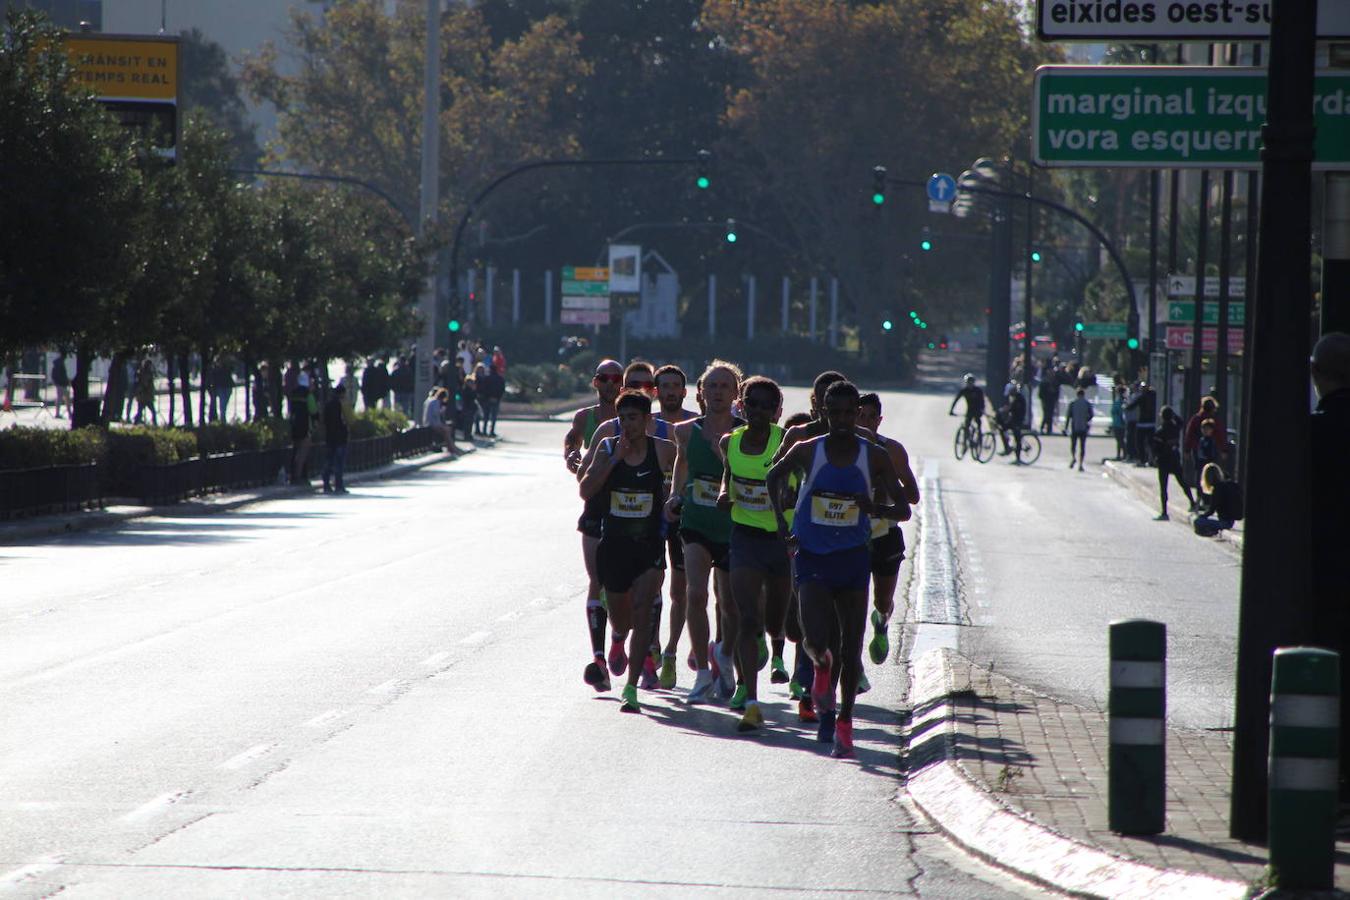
[1192,462,1243,536]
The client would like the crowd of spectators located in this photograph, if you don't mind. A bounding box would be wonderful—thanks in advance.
[420,339,508,452]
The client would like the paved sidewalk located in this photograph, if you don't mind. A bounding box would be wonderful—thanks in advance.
[904,647,1349,899]
[0,442,480,546]
[1101,457,1244,553]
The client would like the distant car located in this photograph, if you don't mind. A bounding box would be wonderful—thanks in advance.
[1029,335,1058,350]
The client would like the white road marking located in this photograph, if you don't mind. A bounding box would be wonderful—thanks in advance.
[217,743,274,771]
[303,708,351,728]
[368,679,404,694]
[121,790,188,824]
[495,611,523,623]
[460,630,492,645]
[1,857,62,887]
[420,651,451,666]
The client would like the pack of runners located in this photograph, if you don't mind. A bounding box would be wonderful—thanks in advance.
[563,360,919,759]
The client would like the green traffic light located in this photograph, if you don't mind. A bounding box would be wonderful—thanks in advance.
[920,240,933,251]
[726,232,737,243]
[927,341,936,350]
[909,310,918,318]
[448,319,461,332]
[1031,251,1042,263]
[872,192,885,206]
[1127,337,1140,349]
[697,176,710,190]
[1074,322,1084,332]
[882,319,893,331]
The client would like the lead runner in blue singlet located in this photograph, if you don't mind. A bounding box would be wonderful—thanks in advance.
[766,380,910,759]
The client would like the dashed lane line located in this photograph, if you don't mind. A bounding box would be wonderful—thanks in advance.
[216,743,274,771]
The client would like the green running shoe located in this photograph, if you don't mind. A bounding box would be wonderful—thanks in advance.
[659,653,677,689]
[857,669,871,695]
[788,679,804,701]
[729,683,749,711]
[620,684,641,713]
[868,610,890,665]
[757,632,769,671]
[770,655,790,684]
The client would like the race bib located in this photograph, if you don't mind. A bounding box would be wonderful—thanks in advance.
[731,476,770,512]
[662,468,674,492]
[691,477,720,507]
[610,490,654,518]
[810,492,860,527]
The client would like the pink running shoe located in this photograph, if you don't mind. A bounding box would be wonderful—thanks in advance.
[831,717,854,758]
[811,651,835,712]
[608,638,627,677]
[641,654,659,690]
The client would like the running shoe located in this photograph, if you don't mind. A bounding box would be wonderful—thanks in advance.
[817,708,837,744]
[798,697,818,723]
[659,653,678,689]
[788,679,804,701]
[687,649,697,671]
[737,702,765,732]
[811,651,835,712]
[714,641,736,696]
[757,633,769,671]
[831,717,854,758]
[583,655,610,693]
[770,655,790,684]
[728,683,748,711]
[868,609,890,665]
[708,641,721,683]
[687,669,717,705]
[620,684,641,713]
[608,637,627,676]
[857,669,871,695]
[641,655,659,690]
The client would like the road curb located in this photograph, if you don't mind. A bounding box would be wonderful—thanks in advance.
[904,647,1250,900]
[0,444,477,546]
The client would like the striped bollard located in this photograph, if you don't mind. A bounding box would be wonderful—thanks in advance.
[1268,647,1339,890]
[1108,619,1166,835]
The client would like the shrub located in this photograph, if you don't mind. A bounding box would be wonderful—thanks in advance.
[0,426,106,469]
[346,406,409,440]
[507,363,587,401]
[104,427,198,495]
[194,420,286,454]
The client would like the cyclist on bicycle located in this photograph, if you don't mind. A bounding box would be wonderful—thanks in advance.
[997,383,1029,460]
[949,374,986,435]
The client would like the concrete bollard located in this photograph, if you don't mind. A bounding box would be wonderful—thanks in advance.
[1108,618,1166,835]
[1268,647,1339,890]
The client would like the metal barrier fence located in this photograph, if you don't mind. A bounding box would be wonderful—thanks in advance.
[0,463,103,520]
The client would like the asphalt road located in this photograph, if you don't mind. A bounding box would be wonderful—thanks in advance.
[1,394,1053,898]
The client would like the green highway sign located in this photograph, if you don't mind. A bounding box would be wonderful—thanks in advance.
[561,280,610,296]
[1033,66,1350,169]
[1080,321,1128,339]
[1167,300,1245,325]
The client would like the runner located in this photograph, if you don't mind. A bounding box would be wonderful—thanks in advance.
[578,390,675,713]
[717,376,792,731]
[778,412,816,722]
[664,361,743,703]
[653,364,698,689]
[767,380,910,758]
[856,392,921,668]
[565,359,623,692]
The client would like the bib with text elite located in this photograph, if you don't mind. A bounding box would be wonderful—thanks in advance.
[810,491,860,527]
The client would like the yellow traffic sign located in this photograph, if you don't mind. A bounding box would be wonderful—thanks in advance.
[64,35,179,102]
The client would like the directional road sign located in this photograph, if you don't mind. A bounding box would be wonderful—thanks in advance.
[1166,300,1245,325]
[561,280,610,296]
[1079,321,1128,339]
[1164,325,1244,354]
[561,295,610,311]
[927,172,957,214]
[562,266,607,281]
[561,309,610,325]
[1166,273,1246,298]
[1033,67,1350,169]
[1036,0,1350,42]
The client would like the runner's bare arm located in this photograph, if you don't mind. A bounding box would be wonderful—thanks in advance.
[867,445,911,522]
[578,438,618,501]
[888,439,920,505]
[716,433,733,512]
[655,438,677,479]
[769,422,806,466]
[578,418,618,479]
[663,421,692,521]
[564,409,586,473]
[766,442,810,532]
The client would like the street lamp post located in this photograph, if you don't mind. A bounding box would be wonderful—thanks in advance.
[412,0,441,417]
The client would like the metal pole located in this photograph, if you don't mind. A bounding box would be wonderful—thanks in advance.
[1022,165,1035,382]
[485,265,496,328]
[1240,168,1258,489]
[829,278,839,349]
[412,0,440,411]
[708,274,717,338]
[781,276,790,335]
[747,274,756,342]
[1230,0,1317,842]
[1148,171,1160,359]
[1216,171,1233,417]
[987,203,1013,392]
[544,269,553,327]
[1189,171,1211,418]
[809,277,818,340]
[512,268,520,326]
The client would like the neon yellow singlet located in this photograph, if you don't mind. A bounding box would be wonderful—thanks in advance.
[727,424,786,532]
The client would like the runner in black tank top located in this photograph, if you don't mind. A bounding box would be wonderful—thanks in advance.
[578,390,675,713]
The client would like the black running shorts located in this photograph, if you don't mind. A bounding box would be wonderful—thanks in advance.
[680,527,730,572]
[597,536,663,594]
[869,527,906,578]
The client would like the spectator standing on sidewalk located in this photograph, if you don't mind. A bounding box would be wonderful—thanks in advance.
[122,357,136,422]
[1128,382,1157,466]
[322,383,350,494]
[1064,387,1093,471]
[210,358,235,422]
[492,345,507,376]
[1150,405,1194,520]
[456,340,474,378]
[1122,381,1140,462]
[478,361,505,437]
[1110,385,1127,460]
[50,352,71,418]
[390,356,413,415]
[253,362,274,419]
[1037,370,1060,434]
[290,373,317,487]
[1183,396,1229,479]
[133,357,158,425]
[458,370,478,441]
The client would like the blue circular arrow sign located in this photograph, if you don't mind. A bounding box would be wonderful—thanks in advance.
[927,172,957,203]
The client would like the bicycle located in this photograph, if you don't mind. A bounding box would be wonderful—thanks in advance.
[953,417,996,463]
[989,414,1042,465]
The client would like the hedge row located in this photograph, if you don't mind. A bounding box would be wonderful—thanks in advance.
[0,408,414,474]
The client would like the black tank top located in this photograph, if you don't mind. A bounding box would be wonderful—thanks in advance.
[600,437,664,541]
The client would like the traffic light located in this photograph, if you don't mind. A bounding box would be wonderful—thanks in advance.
[872,165,887,206]
[882,319,893,331]
[696,149,711,190]
[448,319,461,333]
[1074,321,1084,332]
[1127,337,1140,350]
[1031,250,1042,263]
[919,226,933,252]
[724,218,738,243]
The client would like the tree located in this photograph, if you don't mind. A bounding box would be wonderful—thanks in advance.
[179,27,261,168]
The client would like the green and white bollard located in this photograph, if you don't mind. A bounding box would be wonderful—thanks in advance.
[1108,619,1166,835]
[1268,647,1339,890]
